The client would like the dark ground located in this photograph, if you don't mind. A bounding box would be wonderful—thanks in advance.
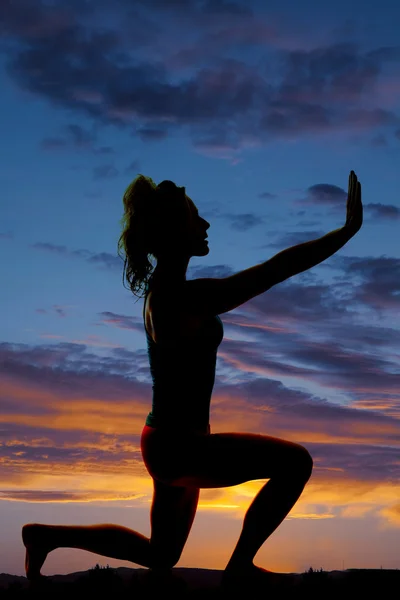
[1,565,399,598]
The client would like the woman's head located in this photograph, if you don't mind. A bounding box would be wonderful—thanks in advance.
[117,175,210,298]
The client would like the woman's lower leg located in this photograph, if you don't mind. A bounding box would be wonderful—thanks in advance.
[22,522,154,578]
[225,471,312,571]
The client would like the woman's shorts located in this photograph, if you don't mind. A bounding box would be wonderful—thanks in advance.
[140,422,210,484]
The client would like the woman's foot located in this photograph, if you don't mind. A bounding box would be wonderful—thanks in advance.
[22,523,56,581]
[146,568,188,592]
[221,563,286,589]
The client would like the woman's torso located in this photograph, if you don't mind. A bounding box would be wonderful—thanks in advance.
[143,279,224,430]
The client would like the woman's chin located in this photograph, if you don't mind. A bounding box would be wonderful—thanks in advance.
[196,243,209,256]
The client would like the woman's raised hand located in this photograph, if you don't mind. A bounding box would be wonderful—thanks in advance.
[344,170,363,236]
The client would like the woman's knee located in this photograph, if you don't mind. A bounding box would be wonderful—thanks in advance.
[149,541,182,570]
[293,445,313,480]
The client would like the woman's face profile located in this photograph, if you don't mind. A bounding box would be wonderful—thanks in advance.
[155,183,210,257]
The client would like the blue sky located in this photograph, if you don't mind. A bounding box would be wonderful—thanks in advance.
[0,0,399,576]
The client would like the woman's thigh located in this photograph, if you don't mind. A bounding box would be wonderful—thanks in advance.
[141,426,312,488]
[183,432,312,487]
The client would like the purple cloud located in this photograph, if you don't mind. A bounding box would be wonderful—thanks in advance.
[31,243,121,271]
[1,1,399,156]
[1,317,399,487]
[99,311,140,332]
[304,184,348,209]
[367,203,400,219]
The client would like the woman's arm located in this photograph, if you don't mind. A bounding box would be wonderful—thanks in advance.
[268,225,353,282]
[268,170,363,281]
[180,171,363,317]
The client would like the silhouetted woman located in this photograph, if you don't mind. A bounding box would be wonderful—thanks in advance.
[22,171,362,586]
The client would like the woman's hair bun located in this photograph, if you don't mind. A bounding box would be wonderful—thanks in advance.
[156,180,177,192]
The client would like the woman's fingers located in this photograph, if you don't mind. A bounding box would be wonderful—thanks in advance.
[349,170,358,201]
[345,171,362,233]
[349,170,355,199]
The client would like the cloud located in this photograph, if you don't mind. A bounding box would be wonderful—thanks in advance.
[1,257,399,480]
[87,252,121,269]
[92,164,119,180]
[66,123,96,146]
[1,1,399,159]
[259,191,277,200]
[99,311,139,331]
[31,228,400,320]
[366,203,400,220]
[32,242,69,255]
[31,242,121,271]
[40,137,68,150]
[124,159,141,174]
[226,213,264,232]
[0,0,74,39]
[380,503,400,526]
[136,127,169,142]
[371,134,388,147]
[35,305,72,318]
[296,181,399,225]
[40,123,114,155]
[1,239,399,518]
[200,0,252,16]
[306,184,347,205]
[0,490,145,503]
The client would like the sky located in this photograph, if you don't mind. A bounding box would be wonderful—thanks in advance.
[0,0,399,577]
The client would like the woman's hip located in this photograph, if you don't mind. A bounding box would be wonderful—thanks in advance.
[140,422,210,483]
